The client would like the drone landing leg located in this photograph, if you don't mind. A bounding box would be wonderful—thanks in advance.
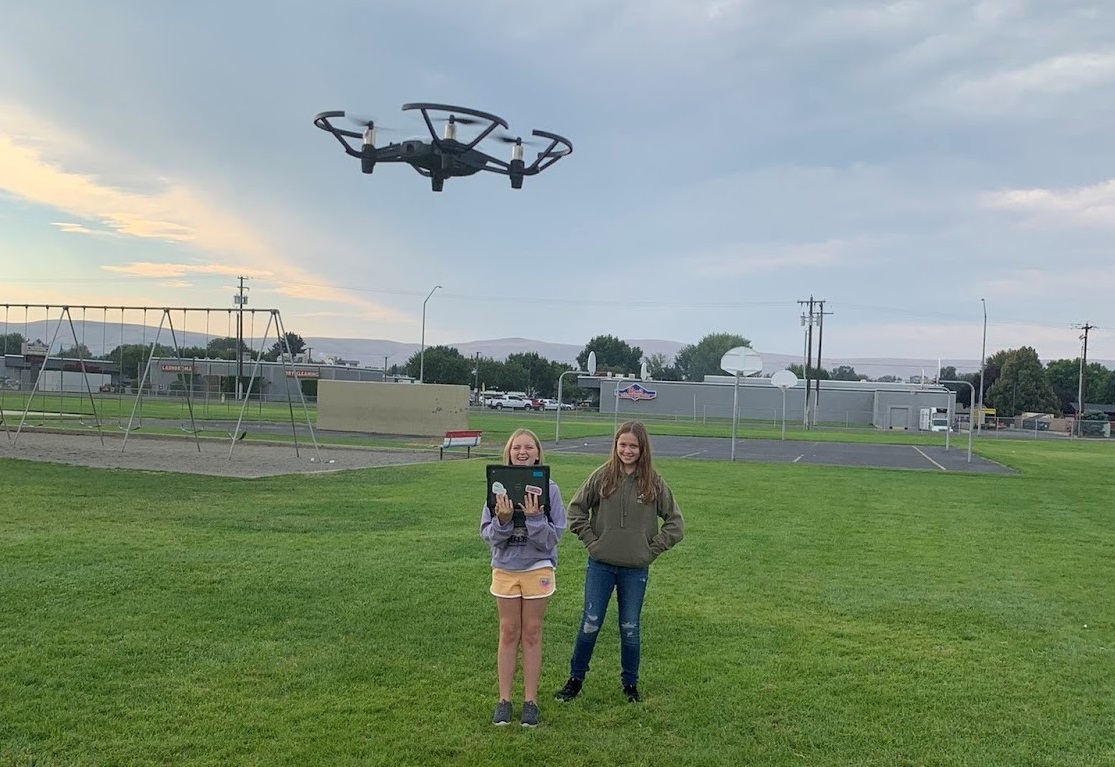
[431,177,445,192]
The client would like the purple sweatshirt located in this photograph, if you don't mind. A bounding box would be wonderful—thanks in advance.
[480,480,566,571]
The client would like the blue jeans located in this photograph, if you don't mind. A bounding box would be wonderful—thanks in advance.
[569,557,649,687]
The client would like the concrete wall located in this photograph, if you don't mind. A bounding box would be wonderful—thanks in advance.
[317,380,469,436]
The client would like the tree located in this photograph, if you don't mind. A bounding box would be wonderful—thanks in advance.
[644,352,681,381]
[504,352,554,395]
[405,345,472,385]
[985,347,1058,417]
[1046,359,1112,414]
[0,332,26,354]
[938,365,958,383]
[673,333,752,382]
[264,332,307,362]
[788,364,830,380]
[57,343,93,359]
[875,375,902,383]
[103,343,174,383]
[206,336,247,360]
[829,365,866,381]
[577,335,642,375]
[977,349,1011,401]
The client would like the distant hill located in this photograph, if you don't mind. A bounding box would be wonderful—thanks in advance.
[8,320,1110,380]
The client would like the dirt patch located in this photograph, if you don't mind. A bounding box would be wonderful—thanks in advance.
[0,429,446,478]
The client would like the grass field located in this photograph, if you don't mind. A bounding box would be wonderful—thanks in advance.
[2,432,1113,766]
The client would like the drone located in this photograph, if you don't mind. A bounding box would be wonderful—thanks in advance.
[313,102,572,191]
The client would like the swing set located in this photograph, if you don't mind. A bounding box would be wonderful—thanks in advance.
[1,303,318,459]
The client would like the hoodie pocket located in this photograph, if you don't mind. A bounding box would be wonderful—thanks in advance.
[592,529,654,568]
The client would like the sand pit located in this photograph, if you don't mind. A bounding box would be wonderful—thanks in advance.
[0,429,445,479]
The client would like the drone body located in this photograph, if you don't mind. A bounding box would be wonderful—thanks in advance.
[314,102,572,191]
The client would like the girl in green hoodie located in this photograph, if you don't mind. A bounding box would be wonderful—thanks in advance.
[554,421,684,704]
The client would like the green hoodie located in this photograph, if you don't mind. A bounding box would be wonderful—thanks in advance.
[567,466,684,568]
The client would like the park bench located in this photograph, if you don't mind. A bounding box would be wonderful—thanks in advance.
[440,429,483,459]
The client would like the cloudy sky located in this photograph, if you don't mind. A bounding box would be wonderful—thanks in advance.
[2,1,1113,363]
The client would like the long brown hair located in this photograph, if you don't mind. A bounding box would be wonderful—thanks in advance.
[600,420,659,502]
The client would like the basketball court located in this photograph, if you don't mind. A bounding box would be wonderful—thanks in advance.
[547,434,1016,475]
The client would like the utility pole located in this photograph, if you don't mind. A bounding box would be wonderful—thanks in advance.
[977,299,987,433]
[1072,322,1095,436]
[813,300,833,427]
[233,276,249,400]
[798,297,816,428]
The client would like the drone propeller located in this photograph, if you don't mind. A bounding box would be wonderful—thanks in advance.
[493,133,540,146]
[343,114,397,131]
[432,114,485,126]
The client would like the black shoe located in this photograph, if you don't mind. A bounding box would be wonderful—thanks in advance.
[623,684,640,703]
[554,677,583,702]
[492,699,512,726]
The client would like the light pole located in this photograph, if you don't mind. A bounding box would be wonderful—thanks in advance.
[941,379,974,463]
[419,285,442,384]
[556,352,596,442]
[555,369,585,443]
[977,298,987,434]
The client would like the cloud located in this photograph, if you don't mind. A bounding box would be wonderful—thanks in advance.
[0,103,418,331]
[101,262,253,279]
[0,122,267,257]
[686,236,881,277]
[984,178,1115,228]
[926,52,1115,115]
[51,221,117,237]
[839,320,1087,362]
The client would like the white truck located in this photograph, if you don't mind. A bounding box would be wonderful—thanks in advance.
[487,394,536,410]
[919,407,949,432]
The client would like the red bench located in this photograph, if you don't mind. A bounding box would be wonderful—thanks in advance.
[440,429,483,459]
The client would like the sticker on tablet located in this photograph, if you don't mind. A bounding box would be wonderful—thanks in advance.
[524,484,543,497]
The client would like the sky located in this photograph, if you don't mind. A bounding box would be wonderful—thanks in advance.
[2,1,1114,364]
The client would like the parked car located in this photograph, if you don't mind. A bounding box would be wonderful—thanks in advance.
[480,391,507,407]
[540,398,573,411]
[487,394,534,410]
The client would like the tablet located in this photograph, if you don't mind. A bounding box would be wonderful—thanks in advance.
[486,464,551,518]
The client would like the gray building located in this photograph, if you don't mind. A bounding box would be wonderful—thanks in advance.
[583,375,955,431]
[143,357,406,400]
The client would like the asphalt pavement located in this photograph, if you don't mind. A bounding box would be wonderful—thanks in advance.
[547,434,1016,474]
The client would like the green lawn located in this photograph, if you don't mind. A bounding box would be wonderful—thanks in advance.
[1,439,1113,766]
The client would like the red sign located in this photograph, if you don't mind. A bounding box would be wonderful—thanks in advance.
[617,383,657,401]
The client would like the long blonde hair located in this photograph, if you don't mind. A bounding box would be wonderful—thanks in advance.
[502,428,544,465]
[600,421,659,502]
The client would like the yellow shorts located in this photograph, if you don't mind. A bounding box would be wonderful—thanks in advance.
[490,567,556,600]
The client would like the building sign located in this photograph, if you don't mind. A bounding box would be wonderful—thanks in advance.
[21,340,49,357]
[161,363,195,373]
[617,382,657,401]
[285,369,320,379]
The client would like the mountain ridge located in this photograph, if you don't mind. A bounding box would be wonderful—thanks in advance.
[11,321,1112,379]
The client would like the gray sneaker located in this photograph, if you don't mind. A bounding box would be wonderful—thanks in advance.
[492,700,512,726]
[520,700,540,728]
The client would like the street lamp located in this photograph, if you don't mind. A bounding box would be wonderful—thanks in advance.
[941,379,974,463]
[977,298,987,434]
[419,285,442,384]
[556,351,596,443]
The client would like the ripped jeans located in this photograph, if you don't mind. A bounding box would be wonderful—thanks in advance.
[569,557,649,687]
